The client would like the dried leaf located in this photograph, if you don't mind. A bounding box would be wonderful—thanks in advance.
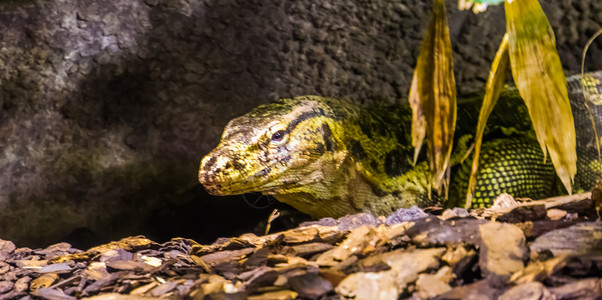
[510,255,567,284]
[579,35,602,160]
[265,209,280,235]
[580,29,602,78]
[30,273,59,292]
[465,34,510,209]
[505,0,577,194]
[411,0,457,195]
[409,71,426,165]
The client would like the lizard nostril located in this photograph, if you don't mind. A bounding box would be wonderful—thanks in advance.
[202,155,217,171]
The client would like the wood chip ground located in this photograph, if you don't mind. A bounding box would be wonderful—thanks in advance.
[1,193,601,299]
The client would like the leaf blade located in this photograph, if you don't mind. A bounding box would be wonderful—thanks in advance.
[411,0,457,194]
[505,0,577,194]
[409,70,426,165]
[465,33,510,209]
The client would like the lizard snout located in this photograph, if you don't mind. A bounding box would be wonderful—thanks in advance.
[198,153,222,186]
[198,148,251,195]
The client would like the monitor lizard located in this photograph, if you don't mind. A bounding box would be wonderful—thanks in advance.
[198,71,602,218]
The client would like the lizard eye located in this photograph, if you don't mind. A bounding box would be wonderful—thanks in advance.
[270,130,287,143]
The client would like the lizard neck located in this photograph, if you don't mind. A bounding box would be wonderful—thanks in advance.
[272,157,433,218]
[270,103,435,218]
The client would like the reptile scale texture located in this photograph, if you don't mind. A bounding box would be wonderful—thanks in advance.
[199,72,602,218]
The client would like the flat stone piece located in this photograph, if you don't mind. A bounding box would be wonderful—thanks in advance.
[39,262,72,273]
[337,213,384,231]
[104,260,154,273]
[84,294,160,300]
[553,198,595,215]
[385,206,428,225]
[0,281,14,294]
[415,272,452,299]
[100,249,134,262]
[87,236,155,254]
[200,248,255,267]
[282,242,334,257]
[36,242,73,255]
[247,289,298,300]
[32,287,77,300]
[243,268,278,293]
[316,225,382,266]
[335,248,444,300]
[279,225,342,244]
[478,221,527,284]
[497,204,547,223]
[149,281,179,297]
[287,273,333,299]
[548,278,602,299]
[0,240,16,261]
[408,217,486,246]
[530,222,602,255]
[514,219,580,239]
[498,281,552,300]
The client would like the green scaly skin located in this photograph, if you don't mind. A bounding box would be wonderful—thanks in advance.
[199,72,602,217]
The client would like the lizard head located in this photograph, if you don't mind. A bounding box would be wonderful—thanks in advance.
[199,96,346,196]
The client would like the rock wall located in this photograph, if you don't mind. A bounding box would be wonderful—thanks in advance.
[0,0,600,247]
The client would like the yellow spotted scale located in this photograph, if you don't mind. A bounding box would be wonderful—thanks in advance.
[199,72,602,217]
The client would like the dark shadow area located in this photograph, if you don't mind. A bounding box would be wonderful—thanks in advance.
[50,1,309,249]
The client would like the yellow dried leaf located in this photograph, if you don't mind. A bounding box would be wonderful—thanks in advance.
[505,0,576,194]
[411,0,457,193]
[30,273,59,292]
[409,70,426,165]
[465,34,510,209]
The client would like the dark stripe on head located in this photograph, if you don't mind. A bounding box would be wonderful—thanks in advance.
[286,109,325,133]
[314,143,325,155]
[203,156,217,171]
[350,139,365,160]
[321,123,336,152]
[384,149,410,177]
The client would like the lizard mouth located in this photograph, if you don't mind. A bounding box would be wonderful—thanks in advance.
[200,167,300,196]
[201,180,275,196]
[199,168,276,196]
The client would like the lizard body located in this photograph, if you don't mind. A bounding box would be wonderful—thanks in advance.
[199,72,602,217]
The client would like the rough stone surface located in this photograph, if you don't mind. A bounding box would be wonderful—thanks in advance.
[478,221,527,285]
[498,281,552,300]
[530,221,602,256]
[0,0,601,247]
